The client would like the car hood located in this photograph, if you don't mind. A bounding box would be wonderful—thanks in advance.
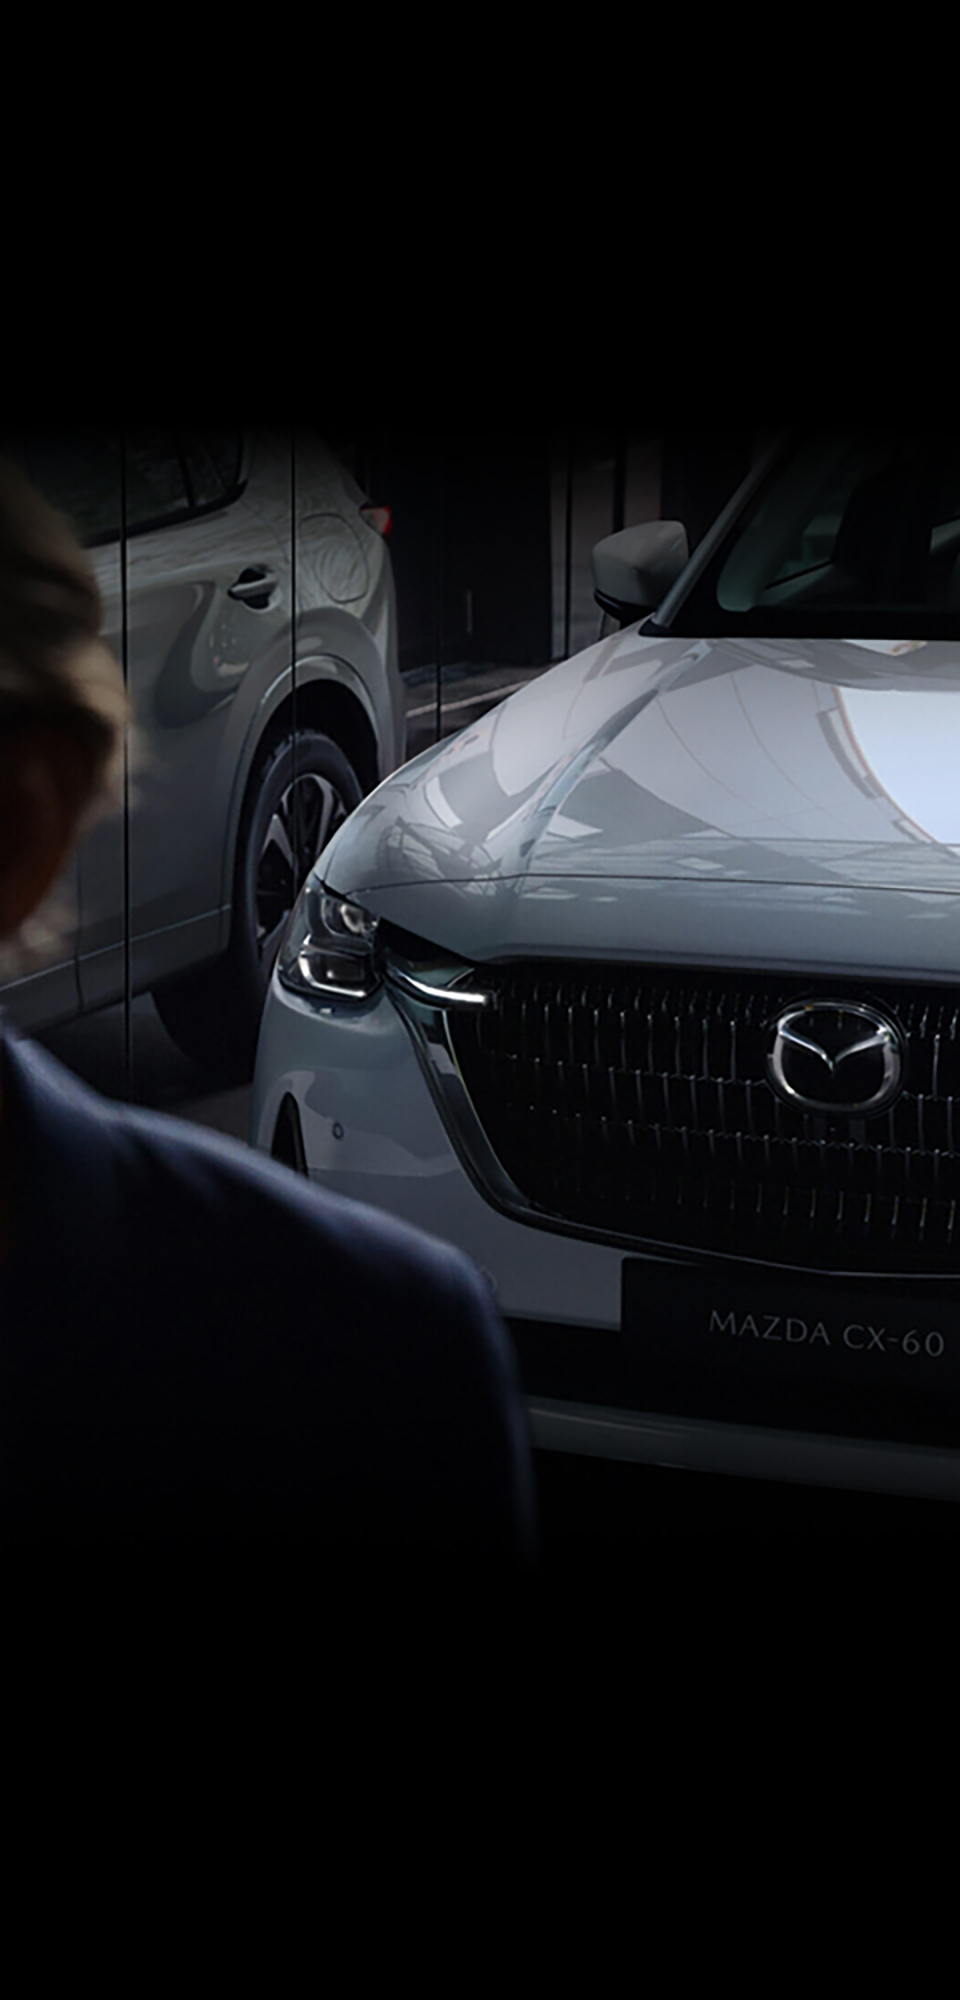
[319,627,960,979]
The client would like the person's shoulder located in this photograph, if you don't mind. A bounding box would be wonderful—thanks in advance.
[110,1100,526,1432]
[4,1020,505,1343]
[114,1092,490,1307]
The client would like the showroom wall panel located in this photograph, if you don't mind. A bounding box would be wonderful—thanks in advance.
[4,422,761,1119]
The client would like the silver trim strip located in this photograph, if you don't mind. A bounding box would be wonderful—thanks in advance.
[388,981,533,1211]
[528,1398,960,1503]
[385,965,491,1009]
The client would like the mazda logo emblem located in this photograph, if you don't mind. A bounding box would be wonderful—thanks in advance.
[767,999,904,1115]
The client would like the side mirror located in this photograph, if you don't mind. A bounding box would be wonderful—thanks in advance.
[592,521,690,622]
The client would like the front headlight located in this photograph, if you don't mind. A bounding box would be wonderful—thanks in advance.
[277,881,381,1001]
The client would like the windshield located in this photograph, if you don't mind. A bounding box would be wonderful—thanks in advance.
[666,434,960,640]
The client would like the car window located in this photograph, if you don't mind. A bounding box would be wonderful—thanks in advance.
[3,430,123,546]
[327,438,357,479]
[0,430,239,544]
[669,434,960,639]
[761,440,888,586]
[177,428,242,509]
[123,430,190,531]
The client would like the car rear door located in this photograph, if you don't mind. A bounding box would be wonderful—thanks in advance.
[74,427,291,1008]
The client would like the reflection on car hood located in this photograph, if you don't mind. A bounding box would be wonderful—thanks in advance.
[319,628,960,977]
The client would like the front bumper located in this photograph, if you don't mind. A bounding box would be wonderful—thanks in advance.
[250,968,960,1506]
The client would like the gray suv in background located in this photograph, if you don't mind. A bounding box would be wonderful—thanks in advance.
[0,426,403,1076]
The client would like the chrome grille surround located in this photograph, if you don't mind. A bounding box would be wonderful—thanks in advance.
[392,960,960,1276]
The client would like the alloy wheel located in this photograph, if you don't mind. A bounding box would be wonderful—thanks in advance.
[254,771,349,968]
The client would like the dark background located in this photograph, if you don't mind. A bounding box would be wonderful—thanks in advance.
[341,429,768,760]
[358,429,757,676]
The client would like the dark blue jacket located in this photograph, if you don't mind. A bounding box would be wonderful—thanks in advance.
[0,1022,539,1559]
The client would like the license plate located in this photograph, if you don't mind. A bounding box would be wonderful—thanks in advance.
[621,1260,960,1446]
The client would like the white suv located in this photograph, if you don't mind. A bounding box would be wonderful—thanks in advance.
[251,431,960,1505]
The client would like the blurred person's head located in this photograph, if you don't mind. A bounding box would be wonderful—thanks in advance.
[0,454,130,983]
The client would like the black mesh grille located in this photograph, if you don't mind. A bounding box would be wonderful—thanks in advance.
[447,964,960,1272]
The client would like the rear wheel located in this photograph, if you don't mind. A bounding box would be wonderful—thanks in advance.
[153,730,363,1080]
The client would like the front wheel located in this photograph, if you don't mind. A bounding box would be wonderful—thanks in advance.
[153,730,364,1079]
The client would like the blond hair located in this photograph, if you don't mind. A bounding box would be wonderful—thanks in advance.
[0,453,132,977]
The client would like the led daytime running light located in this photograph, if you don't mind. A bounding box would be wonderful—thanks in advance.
[277,882,381,1000]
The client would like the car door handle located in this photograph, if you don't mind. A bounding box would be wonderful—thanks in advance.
[227,566,279,604]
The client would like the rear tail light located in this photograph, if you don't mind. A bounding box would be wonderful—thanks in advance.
[359,504,392,540]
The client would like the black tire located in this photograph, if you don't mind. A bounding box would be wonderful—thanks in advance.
[153,730,364,1080]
